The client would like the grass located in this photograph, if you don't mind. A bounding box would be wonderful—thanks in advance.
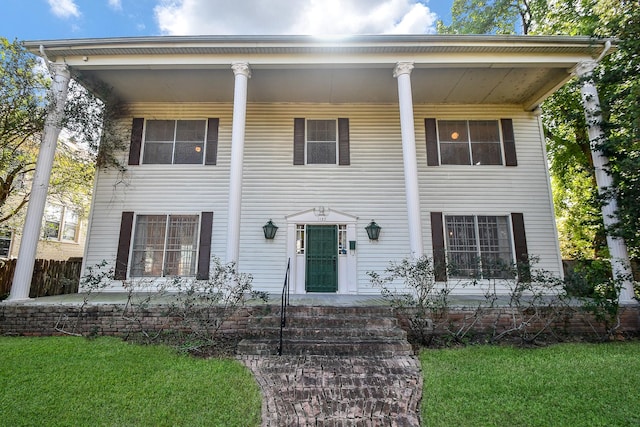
[420,342,640,427]
[0,336,261,427]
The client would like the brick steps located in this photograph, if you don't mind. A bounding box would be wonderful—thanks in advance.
[237,305,412,357]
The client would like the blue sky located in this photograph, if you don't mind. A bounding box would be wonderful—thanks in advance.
[3,0,454,41]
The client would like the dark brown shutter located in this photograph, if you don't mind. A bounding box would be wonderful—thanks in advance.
[115,211,134,280]
[293,118,305,165]
[430,212,447,281]
[425,118,439,166]
[197,212,213,280]
[205,118,219,165]
[128,118,144,165]
[501,119,518,166]
[338,118,350,166]
[511,212,528,263]
[511,212,530,280]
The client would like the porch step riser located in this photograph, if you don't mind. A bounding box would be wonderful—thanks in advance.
[247,317,399,329]
[247,327,406,340]
[280,306,395,317]
[237,340,413,357]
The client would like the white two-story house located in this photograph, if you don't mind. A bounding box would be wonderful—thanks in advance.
[11,34,630,300]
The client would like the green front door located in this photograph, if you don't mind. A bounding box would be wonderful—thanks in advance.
[305,225,338,292]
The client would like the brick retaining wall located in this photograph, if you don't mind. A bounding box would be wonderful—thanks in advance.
[1,303,638,342]
[0,304,274,337]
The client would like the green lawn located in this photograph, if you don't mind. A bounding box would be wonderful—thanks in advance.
[420,342,640,427]
[0,336,261,427]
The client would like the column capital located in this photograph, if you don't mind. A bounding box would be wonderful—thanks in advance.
[232,62,251,78]
[574,60,598,78]
[49,61,70,77]
[393,62,414,78]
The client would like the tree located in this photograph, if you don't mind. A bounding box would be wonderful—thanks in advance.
[438,0,549,35]
[594,0,640,259]
[0,37,124,235]
[0,38,48,224]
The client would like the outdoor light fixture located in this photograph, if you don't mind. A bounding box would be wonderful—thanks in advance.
[263,219,278,239]
[365,220,381,240]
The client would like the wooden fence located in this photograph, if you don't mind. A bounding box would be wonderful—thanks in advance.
[0,259,81,299]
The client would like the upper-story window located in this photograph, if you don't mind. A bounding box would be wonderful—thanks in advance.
[425,118,517,167]
[143,120,207,165]
[42,204,79,242]
[293,118,350,166]
[438,120,503,165]
[128,118,218,166]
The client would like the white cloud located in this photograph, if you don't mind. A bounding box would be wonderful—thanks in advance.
[47,0,81,19]
[154,0,438,35]
[108,0,123,11]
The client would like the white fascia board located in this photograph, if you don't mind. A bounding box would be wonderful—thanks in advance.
[58,51,597,71]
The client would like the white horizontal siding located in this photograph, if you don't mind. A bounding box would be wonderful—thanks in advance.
[83,104,234,285]
[414,105,561,278]
[83,102,561,294]
[241,103,408,294]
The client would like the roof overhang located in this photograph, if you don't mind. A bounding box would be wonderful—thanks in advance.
[24,35,614,111]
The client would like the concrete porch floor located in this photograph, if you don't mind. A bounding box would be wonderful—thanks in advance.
[4,291,525,307]
[4,293,389,306]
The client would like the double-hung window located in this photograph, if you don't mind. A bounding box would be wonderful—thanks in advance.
[438,120,503,165]
[0,229,12,257]
[293,118,350,165]
[42,204,79,242]
[143,120,207,164]
[445,215,513,278]
[130,214,199,277]
[307,119,337,164]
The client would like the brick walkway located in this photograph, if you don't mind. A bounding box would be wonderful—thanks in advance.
[239,354,423,426]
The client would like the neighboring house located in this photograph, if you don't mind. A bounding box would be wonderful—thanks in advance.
[1,202,87,261]
[0,138,90,262]
[20,35,624,296]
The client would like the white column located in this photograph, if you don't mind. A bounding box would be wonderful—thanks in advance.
[394,62,424,258]
[8,63,71,301]
[226,62,251,265]
[576,60,634,303]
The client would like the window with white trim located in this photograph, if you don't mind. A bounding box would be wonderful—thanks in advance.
[307,119,337,164]
[445,215,513,278]
[338,225,347,254]
[0,229,12,257]
[42,204,79,242]
[142,120,207,164]
[295,224,347,254]
[130,214,199,277]
[296,224,305,254]
[438,120,503,165]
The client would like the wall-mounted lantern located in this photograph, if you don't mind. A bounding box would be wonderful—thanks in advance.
[365,220,381,240]
[263,219,278,239]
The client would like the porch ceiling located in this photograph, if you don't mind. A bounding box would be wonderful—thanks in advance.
[72,65,569,107]
[25,35,610,110]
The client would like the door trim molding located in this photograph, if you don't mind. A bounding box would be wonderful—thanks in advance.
[285,208,358,294]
